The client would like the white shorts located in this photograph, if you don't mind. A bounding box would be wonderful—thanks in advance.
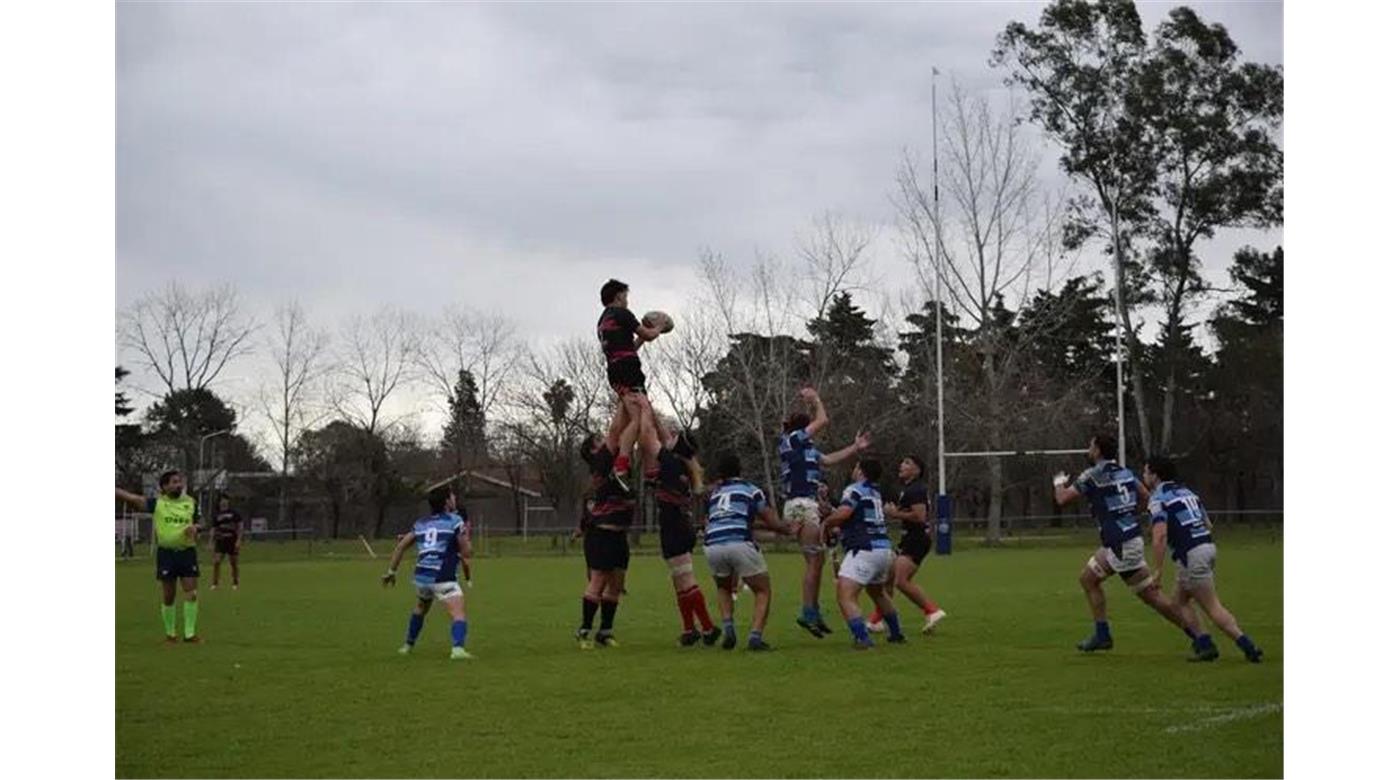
[783,498,823,554]
[1088,536,1146,578]
[705,542,768,580]
[1176,543,1217,590]
[838,547,895,586]
[415,581,464,601]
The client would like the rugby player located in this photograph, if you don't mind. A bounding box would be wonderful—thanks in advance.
[1053,434,1213,658]
[822,458,906,648]
[780,387,871,638]
[1144,457,1264,663]
[597,278,665,491]
[209,493,242,590]
[702,452,793,651]
[116,470,204,643]
[867,455,947,635]
[381,485,473,661]
[640,413,720,646]
[576,413,638,649]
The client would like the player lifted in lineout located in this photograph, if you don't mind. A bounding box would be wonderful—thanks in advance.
[639,411,720,647]
[117,470,205,644]
[779,387,871,638]
[1053,434,1215,660]
[822,458,906,649]
[702,452,794,651]
[381,485,474,661]
[595,278,669,492]
[1144,457,1263,663]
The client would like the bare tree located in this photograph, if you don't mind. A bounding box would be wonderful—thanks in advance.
[119,282,259,395]
[257,301,329,526]
[417,306,522,420]
[895,83,1074,541]
[328,307,418,438]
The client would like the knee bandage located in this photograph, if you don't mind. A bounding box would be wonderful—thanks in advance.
[1128,572,1156,594]
[669,561,693,576]
[1086,555,1109,579]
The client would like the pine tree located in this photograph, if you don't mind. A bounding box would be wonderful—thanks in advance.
[441,370,487,472]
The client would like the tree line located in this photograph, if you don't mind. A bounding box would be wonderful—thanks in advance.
[115,1,1281,540]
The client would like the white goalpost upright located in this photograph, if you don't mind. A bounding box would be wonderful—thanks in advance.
[928,67,1124,550]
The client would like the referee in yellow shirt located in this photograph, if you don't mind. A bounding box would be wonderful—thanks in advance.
[117,470,204,643]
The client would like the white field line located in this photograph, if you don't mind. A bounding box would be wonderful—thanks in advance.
[1165,702,1282,733]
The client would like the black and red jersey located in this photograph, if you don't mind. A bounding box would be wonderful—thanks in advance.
[588,445,635,526]
[654,449,691,506]
[597,306,641,364]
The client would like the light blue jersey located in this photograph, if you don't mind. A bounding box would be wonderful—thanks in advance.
[1073,460,1143,548]
[704,480,768,546]
[1149,482,1213,564]
[411,512,467,586]
[778,429,823,499]
[838,480,891,552]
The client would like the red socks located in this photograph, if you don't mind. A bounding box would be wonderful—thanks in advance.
[678,586,714,632]
[676,589,695,631]
[869,609,882,624]
[613,453,631,474]
[924,602,941,615]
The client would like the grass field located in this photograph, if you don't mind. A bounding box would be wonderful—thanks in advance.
[115,530,1282,778]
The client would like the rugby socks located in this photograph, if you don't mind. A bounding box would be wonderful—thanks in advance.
[613,453,631,476]
[1236,634,1259,655]
[599,599,618,631]
[1192,633,1215,652]
[923,602,942,615]
[689,589,715,631]
[580,596,600,631]
[676,587,697,631]
[405,613,425,646]
[722,617,736,640]
[450,620,468,648]
[884,611,904,640]
[868,609,882,624]
[801,604,821,623]
[1094,620,1111,641]
[847,616,871,644]
[160,604,177,638]
[183,601,199,639]
[747,629,763,647]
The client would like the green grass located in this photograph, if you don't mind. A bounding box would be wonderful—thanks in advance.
[115,530,1282,778]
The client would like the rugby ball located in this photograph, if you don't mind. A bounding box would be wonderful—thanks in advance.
[642,310,675,334]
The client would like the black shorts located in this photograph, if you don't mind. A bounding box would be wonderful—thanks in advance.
[156,547,200,581]
[606,357,646,397]
[897,527,932,565]
[214,537,239,556]
[658,505,695,559]
[584,527,630,572]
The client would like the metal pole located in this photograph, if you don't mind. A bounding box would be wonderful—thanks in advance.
[931,65,945,495]
[198,429,232,518]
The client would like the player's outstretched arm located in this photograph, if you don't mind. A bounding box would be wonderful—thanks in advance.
[799,388,829,437]
[757,506,790,535]
[115,487,146,510]
[1051,473,1079,507]
[382,532,415,586]
[822,504,853,532]
[819,431,871,466]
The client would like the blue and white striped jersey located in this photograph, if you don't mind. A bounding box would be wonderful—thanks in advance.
[1073,460,1143,547]
[704,480,768,546]
[778,429,824,499]
[1149,482,1213,564]
[411,511,467,585]
[838,480,891,552]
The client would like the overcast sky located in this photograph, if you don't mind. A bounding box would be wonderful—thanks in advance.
[117,0,1282,427]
